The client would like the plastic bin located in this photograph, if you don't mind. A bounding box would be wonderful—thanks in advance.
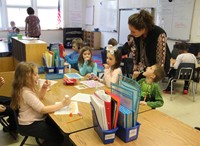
[46,73,64,80]
[116,122,140,143]
[91,103,118,144]
[38,66,45,74]
[45,67,55,74]
[55,66,64,74]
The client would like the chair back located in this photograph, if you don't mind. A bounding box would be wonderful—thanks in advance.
[123,58,134,77]
[175,63,195,81]
[101,49,107,64]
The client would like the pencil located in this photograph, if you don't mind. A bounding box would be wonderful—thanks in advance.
[67,117,83,123]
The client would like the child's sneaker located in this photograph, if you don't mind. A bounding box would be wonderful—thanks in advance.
[163,88,173,94]
[183,90,188,94]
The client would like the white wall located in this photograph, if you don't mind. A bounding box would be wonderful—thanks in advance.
[85,0,157,48]
[85,0,200,51]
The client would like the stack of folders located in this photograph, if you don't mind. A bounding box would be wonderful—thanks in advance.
[90,90,120,130]
[117,105,132,128]
[117,75,141,126]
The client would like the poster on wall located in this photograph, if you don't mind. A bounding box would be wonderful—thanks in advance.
[85,6,94,25]
[68,0,82,27]
[97,0,117,32]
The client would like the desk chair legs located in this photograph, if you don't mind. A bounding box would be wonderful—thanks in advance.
[0,116,17,140]
[20,136,42,146]
[170,80,196,102]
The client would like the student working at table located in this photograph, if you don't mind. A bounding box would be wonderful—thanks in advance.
[10,62,71,146]
[163,42,198,94]
[133,64,165,109]
[78,46,97,79]
[95,45,122,87]
[64,38,83,70]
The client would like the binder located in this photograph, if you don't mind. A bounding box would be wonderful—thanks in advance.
[94,90,112,130]
[90,94,108,130]
[105,90,120,129]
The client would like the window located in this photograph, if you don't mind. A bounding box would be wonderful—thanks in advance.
[0,0,62,30]
[37,0,60,29]
[7,8,28,28]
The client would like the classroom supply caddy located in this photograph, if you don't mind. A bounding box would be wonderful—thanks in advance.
[112,75,141,143]
[90,103,118,144]
[43,45,65,80]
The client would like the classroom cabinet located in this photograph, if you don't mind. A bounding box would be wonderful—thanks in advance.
[83,31,101,50]
[12,37,47,68]
[63,28,83,48]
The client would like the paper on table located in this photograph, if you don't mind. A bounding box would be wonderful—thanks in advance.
[74,84,88,90]
[38,79,57,90]
[80,80,104,88]
[71,93,91,103]
[54,102,78,115]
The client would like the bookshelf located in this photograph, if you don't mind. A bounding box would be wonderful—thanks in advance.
[83,31,101,50]
[63,28,83,48]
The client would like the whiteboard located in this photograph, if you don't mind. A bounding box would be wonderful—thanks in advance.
[157,0,195,41]
[118,8,153,45]
[98,0,117,32]
[85,6,94,25]
[119,9,140,45]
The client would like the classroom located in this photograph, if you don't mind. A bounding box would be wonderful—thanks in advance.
[0,0,200,146]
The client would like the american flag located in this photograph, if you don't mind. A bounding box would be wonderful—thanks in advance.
[57,0,61,28]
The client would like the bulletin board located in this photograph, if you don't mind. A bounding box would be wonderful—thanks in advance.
[157,0,195,41]
[98,0,117,32]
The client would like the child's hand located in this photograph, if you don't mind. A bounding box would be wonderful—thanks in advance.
[103,64,109,69]
[0,104,6,112]
[86,73,95,80]
[42,80,51,89]
[132,71,140,79]
[62,97,71,106]
[63,51,67,57]
[140,101,147,106]
[0,77,5,87]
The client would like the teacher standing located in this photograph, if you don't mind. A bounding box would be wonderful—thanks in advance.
[129,10,171,78]
[25,7,41,38]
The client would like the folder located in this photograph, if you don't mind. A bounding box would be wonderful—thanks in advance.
[105,90,120,129]
[90,95,108,130]
[94,90,111,130]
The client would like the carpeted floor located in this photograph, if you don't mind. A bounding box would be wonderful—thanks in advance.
[92,52,104,72]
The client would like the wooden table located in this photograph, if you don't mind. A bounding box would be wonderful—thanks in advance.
[12,37,47,68]
[69,110,200,146]
[41,69,151,135]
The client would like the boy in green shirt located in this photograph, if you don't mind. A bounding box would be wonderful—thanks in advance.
[133,64,165,109]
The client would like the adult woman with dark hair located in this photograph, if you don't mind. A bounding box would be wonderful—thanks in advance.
[25,7,41,38]
[129,9,171,80]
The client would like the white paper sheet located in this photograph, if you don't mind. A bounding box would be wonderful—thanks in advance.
[71,93,91,103]
[54,102,78,115]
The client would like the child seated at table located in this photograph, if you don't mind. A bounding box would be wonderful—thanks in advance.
[133,64,165,109]
[64,38,83,70]
[78,46,97,79]
[101,38,118,67]
[7,27,20,52]
[10,62,71,146]
[95,45,122,87]
[163,42,198,94]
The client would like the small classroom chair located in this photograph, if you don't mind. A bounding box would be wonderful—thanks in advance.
[0,115,18,140]
[14,110,42,146]
[123,58,134,78]
[170,63,196,101]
